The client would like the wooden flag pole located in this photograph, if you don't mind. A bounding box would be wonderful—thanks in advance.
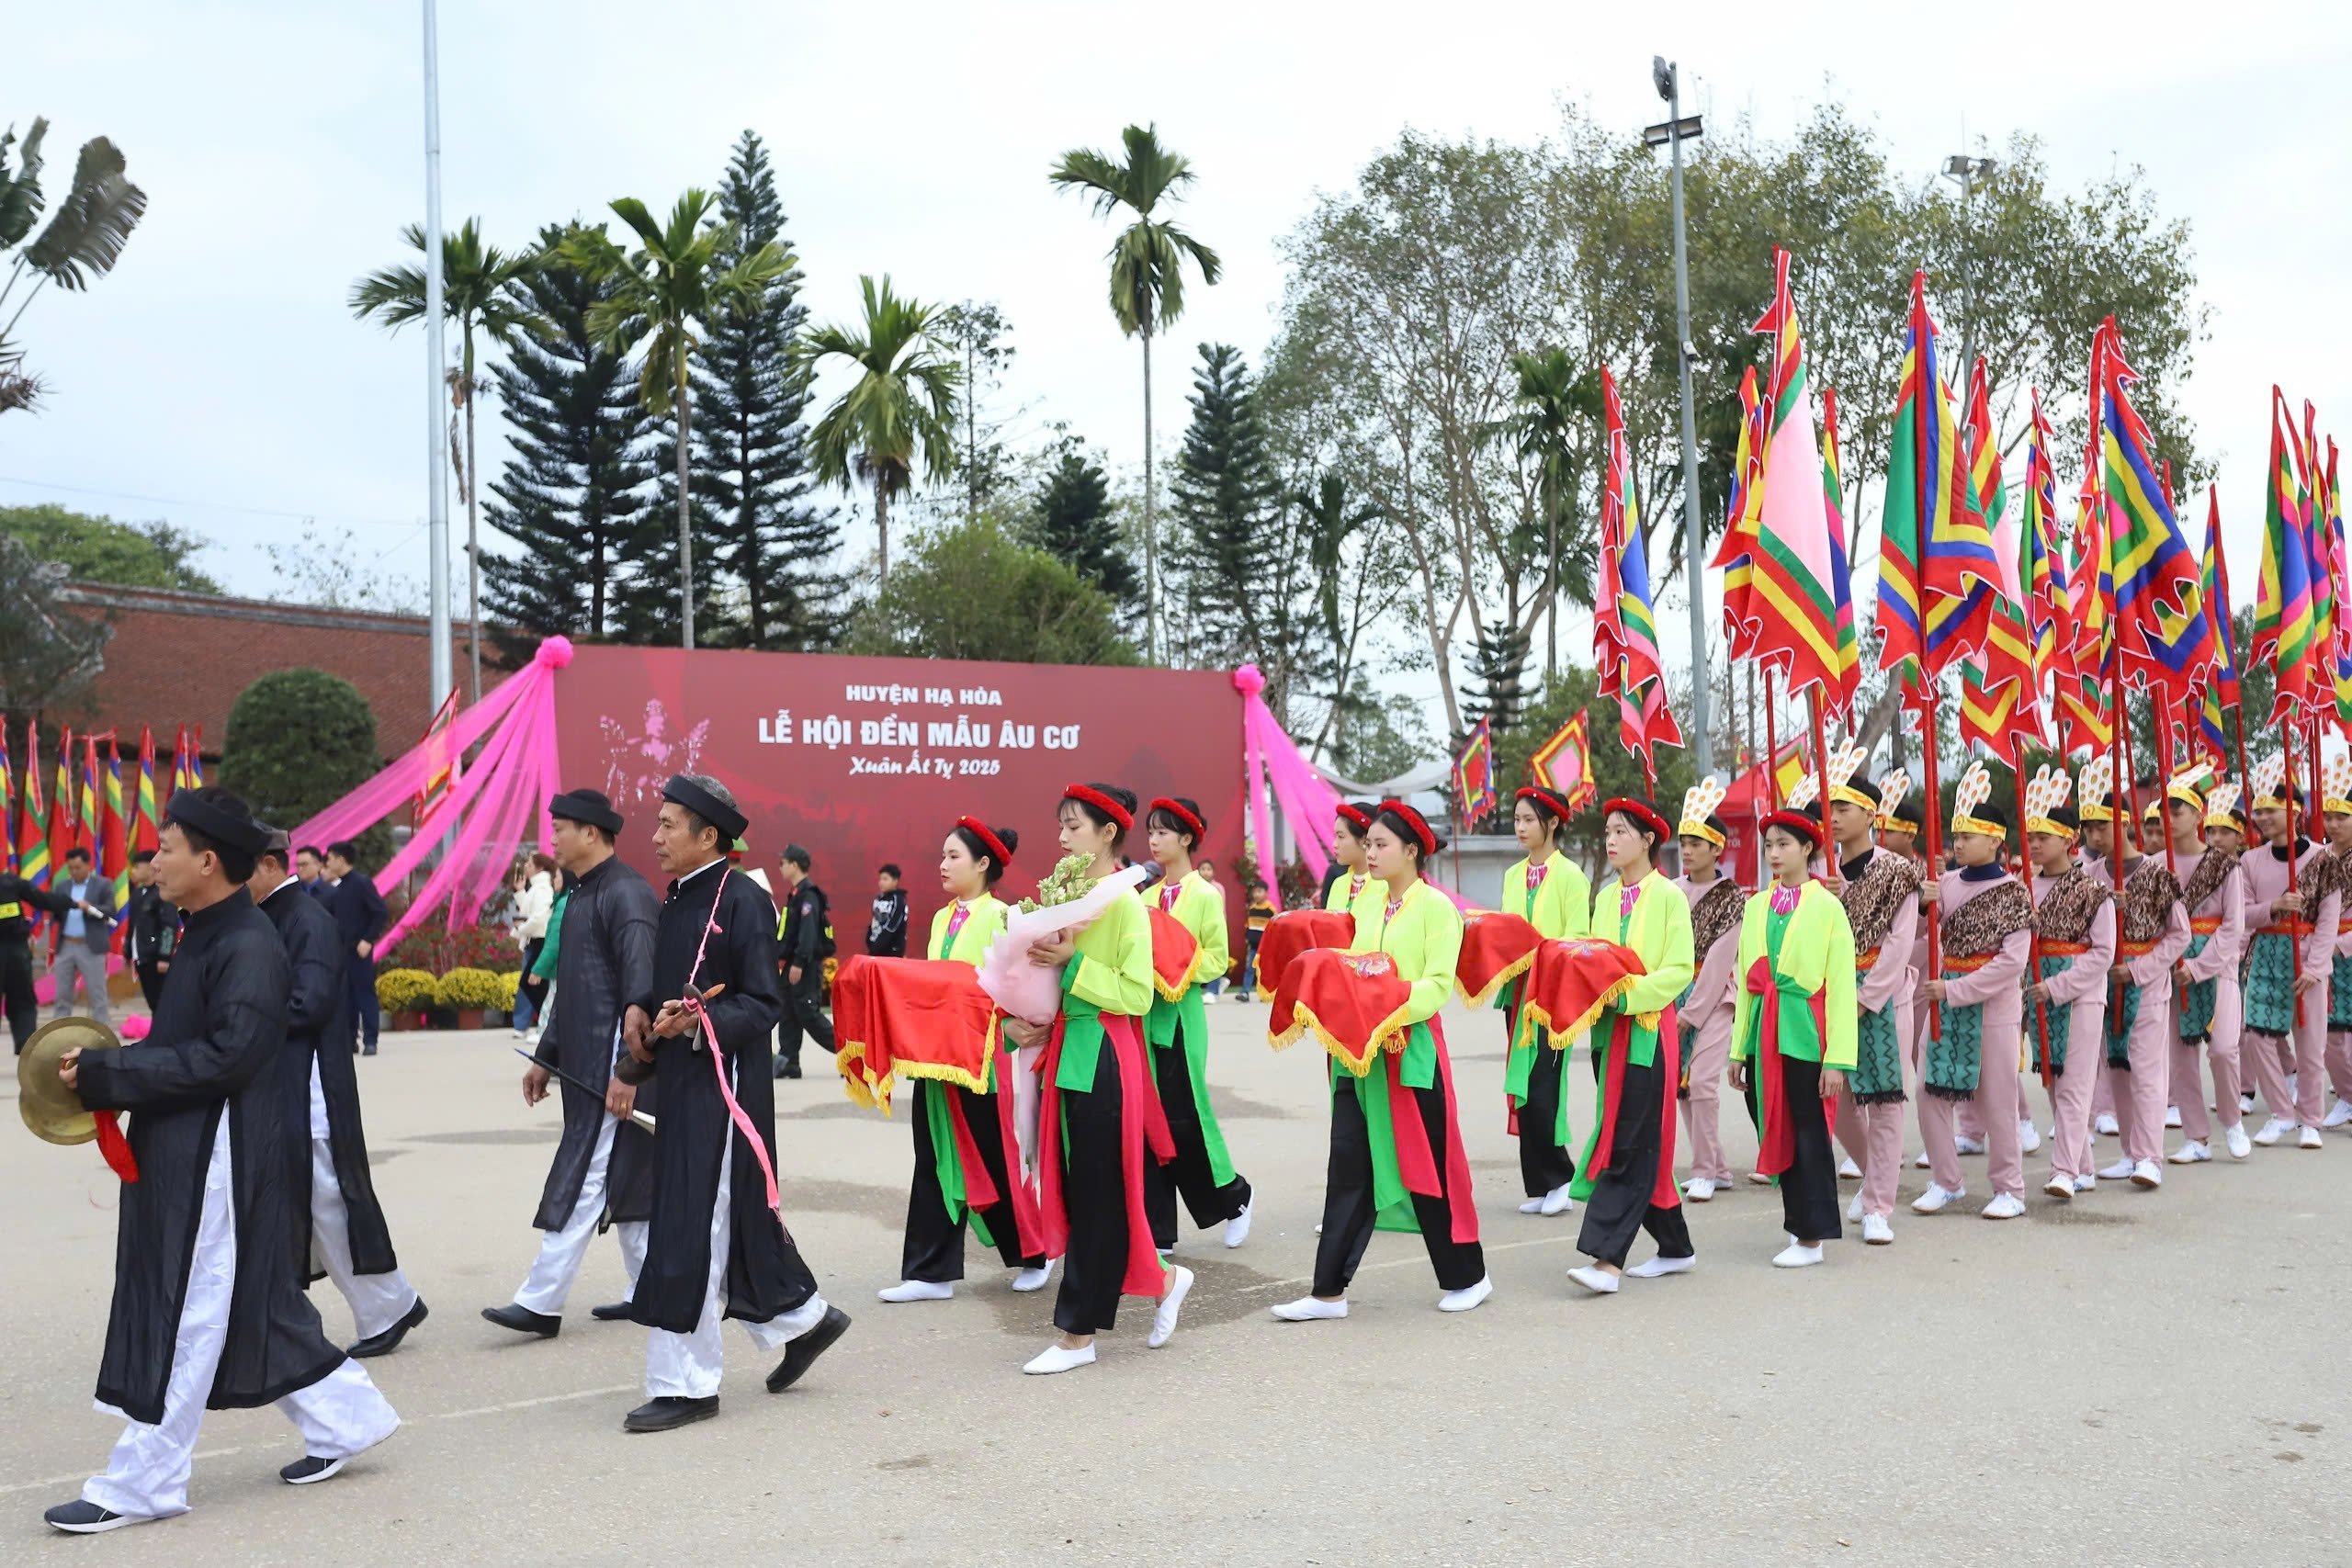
[2283,720,2304,1029]
[2013,763,2055,1089]
[2153,705,2181,880]
[1809,690,1835,843]
[2109,659,2131,1021]
[1918,676,1946,1041]
[1764,669,1782,811]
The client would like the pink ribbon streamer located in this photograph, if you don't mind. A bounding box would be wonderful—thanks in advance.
[678,865,785,1218]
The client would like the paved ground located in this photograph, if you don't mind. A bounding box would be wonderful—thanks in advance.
[6,1000,2349,1566]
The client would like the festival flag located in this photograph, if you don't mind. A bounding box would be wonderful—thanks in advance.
[1958,359,2042,761]
[1528,708,1596,811]
[1713,366,1770,655]
[1454,715,1498,825]
[2095,318,2212,698]
[413,683,462,832]
[17,721,50,907]
[2250,386,2318,719]
[1594,364,1683,773]
[169,726,188,795]
[2054,471,2116,754]
[0,725,15,876]
[102,738,129,913]
[2022,389,2067,676]
[2198,489,2241,763]
[2322,436,2352,732]
[132,725,160,854]
[75,733,99,860]
[1878,271,1998,682]
[47,730,76,908]
[1818,388,1863,707]
[187,726,205,788]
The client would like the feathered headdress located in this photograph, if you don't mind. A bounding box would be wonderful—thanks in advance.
[2251,751,2289,811]
[1951,760,2003,839]
[2324,752,2352,818]
[2023,764,2075,840]
[1876,772,1916,834]
[1679,775,1727,846]
[1826,739,1874,812]
[1784,767,1821,811]
[2204,778,2245,830]
[2077,761,2114,824]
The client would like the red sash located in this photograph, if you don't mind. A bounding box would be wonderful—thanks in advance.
[951,1031,1044,1259]
[1589,1003,1681,1210]
[1376,1015,1481,1244]
[1035,1011,1175,1298]
[1745,955,1834,1178]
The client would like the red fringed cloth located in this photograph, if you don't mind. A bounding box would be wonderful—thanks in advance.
[1267,948,1415,1075]
[1252,909,1356,1000]
[831,954,999,1113]
[1745,955,1835,1179]
[1035,1010,1175,1296]
[1529,937,1682,1211]
[1455,908,1544,1008]
[1521,937,1650,1046]
[1148,905,1201,1002]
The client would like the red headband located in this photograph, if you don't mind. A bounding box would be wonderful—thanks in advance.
[1148,796,1205,840]
[1764,807,1826,851]
[1602,796,1673,847]
[1377,798,1437,856]
[1334,803,1372,832]
[1062,783,1133,831]
[1515,784,1570,819]
[955,816,1012,867]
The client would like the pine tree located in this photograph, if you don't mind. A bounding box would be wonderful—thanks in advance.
[1031,434,1137,604]
[1169,343,1281,666]
[1464,617,1532,733]
[652,130,842,649]
[481,224,662,655]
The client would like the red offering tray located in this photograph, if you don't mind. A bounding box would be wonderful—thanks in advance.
[831,954,999,1112]
[1148,904,1201,1002]
[1454,908,1544,1008]
[1251,908,1356,1000]
[1268,946,1415,1076]
[1520,937,1651,1047]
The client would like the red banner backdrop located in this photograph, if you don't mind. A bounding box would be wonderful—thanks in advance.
[551,647,1250,956]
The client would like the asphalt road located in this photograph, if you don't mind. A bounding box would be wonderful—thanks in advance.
[6,1001,2348,1566]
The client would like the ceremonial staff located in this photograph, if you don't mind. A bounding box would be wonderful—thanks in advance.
[514,1046,656,1134]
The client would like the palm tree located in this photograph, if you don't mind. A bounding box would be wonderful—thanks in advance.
[562,192,791,650]
[351,219,538,699]
[1,118,148,415]
[1488,346,1599,685]
[1048,124,1221,664]
[799,275,958,584]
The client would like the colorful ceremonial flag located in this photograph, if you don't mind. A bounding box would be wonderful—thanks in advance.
[2198,489,2241,761]
[1713,367,1770,655]
[47,731,76,905]
[1453,715,1498,825]
[75,733,99,860]
[0,726,15,877]
[1878,271,1998,682]
[132,726,160,854]
[1958,360,2042,762]
[102,739,129,913]
[187,726,204,788]
[2095,318,2212,697]
[1820,387,1863,705]
[2055,473,2116,754]
[1594,364,1683,768]
[2251,386,2318,719]
[413,684,462,832]
[2022,389,2068,679]
[2324,436,2352,732]
[1528,709,1596,811]
[17,721,50,908]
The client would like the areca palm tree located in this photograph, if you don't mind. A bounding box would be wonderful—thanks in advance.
[562,192,791,649]
[1488,346,1600,684]
[800,275,958,584]
[1049,124,1221,663]
[351,218,538,698]
[1,118,148,415]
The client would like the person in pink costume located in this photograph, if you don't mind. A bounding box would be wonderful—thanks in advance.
[2238,778,2340,1150]
[1674,797,1743,1201]
[2170,795,2249,1163]
[2018,795,2113,1198]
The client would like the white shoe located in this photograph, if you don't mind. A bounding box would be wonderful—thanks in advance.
[1861,1213,1894,1245]
[1747,1170,1773,1185]
[877,1279,953,1303]
[1011,1259,1055,1293]
[2254,1117,2293,1147]
[2167,1141,2212,1165]
[1846,1190,1865,1223]
[2095,1112,2120,1136]
[1270,1295,1347,1322]
[1771,1242,1825,1268]
[1982,1192,2027,1220]
[1023,1341,1096,1374]
[2225,1124,2253,1159]
[1566,1265,1620,1295]
[2098,1158,2136,1180]
[1955,1134,1987,1156]
[1314,1222,1323,1234]
[2289,1072,2301,1103]
[2325,1098,2352,1129]
[1625,1253,1695,1279]
[2043,1176,2074,1200]
[2018,1120,2041,1155]
[1837,1155,1862,1179]
[1911,1182,1964,1214]
[2130,1159,2163,1188]
[2164,1104,2184,1129]
[2299,1125,2325,1150]
[1518,1198,1545,1213]
[2072,1173,2097,1193]
[1147,1266,1193,1348]
[2240,1092,2258,1115]
[1682,1178,1717,1202]
[1437,1275,1493,1313]
[1538,1183,1575,1216]
[1223,1202,1252,1248]
[1913,1150,1931,1169]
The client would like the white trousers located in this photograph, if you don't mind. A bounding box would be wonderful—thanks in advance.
[85,1120,400,1521]
[307,1060,419,1338]
[643,1136,828,1399]
[514,1111,648,1315]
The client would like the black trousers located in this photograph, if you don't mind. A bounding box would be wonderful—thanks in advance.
[1749,1055,1843,1243]
[1312,1073,1487,1296]
[777,966,834,1066]
[901,1079,1043,1282]
[1514,1014,1577,1197]
[135,964,165,1013]
[345,954,380,1046]
[1054,1043,1136,1336]
[1577,1053,1695,1268]
[2,937,35,1053]
[1145,1028,1250,1247]
[517,938,549,1015]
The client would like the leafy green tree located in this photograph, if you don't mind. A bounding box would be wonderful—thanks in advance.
[0,531,108,733]
[351,217,540,700]
[219,668,391,865]
[1031,434,1136,603]
[933,301,1023,524]
[1329,691,1434,785]
[564,191,792,649]
[0,503,219,592]
[800,274,959,584]
[1486,347,1600,682]
[481,224,663,653]
[0,118,146,415]
[1168,344,1283,673]
[1049,124,1223,663]
[843,515,1136,666]
[1464,617,1532,736]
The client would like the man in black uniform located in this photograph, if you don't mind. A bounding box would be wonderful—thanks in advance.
[0,864,74,1053]
[773,843,832,1079]
[124,850,178,1011]
[866,863,909,958]
[324,840,387,1055]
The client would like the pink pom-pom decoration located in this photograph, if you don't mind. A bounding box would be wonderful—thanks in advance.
[1232,663,1265,696]
[535,635,576,670]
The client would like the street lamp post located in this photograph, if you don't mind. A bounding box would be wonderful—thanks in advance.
[1941,153,1998,384]
[1647,57,1711,775]
[420,0,452,713]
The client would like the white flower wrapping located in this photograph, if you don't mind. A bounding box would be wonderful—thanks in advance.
[976,862,1150,1027]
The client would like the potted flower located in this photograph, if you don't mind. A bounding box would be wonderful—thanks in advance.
[436,966,509,1031]
[375,969,437,1032]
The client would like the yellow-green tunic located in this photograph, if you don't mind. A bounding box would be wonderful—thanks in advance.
[1499,851,1591,1137]
[1347,879,1463,1231]
[1142,869,1238,1183]
[919,894,1009,1235]
[1568,870,1694,1201]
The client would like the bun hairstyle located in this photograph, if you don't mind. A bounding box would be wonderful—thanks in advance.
[1063,782,1138,847]
[1147,795,1208,852]
[950,821,1020,885]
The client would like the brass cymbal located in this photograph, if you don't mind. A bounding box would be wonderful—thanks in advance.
[17,1016,123,1146]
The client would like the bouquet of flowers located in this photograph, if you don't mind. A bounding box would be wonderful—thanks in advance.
[978,858,1149,1027]
[1018,853,1101,914]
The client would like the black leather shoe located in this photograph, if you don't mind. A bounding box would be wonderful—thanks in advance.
[775,1058,802,1079]
[362,1043,378,1056]
[589,1300,634,1322]
[765,1304,851,1393]
[44,1499,141,1533]
[623,1395,718,1432]
[347,1295,429,1358]
[481,1303,560,1337]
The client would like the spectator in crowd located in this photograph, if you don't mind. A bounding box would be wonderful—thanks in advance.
[326,840,389,1056]
[1197,859,1227,1002]
[297,843,332,900]
[1242,881,1277,996]
[124,850,178,1011]
[513,852,558,1036]
[775,844,834,1079]
[866,864,909,958]
[51,846,120,1026]
[0,862,73,1052]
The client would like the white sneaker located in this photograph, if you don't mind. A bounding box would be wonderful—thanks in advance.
[1625,1253,1695,1279]
[1982,1192,2027,1220]
[2225,1124,2253,1159]
[1566,1265,1620,1295]
[1747,1170,1772,1185]
[1772,1241,1825,1268]
[1682,1177,1718,1202]
[1518,1198,1545,1214]
[2095,1112,2120,1136]
[2072,1173,2098,1193]
[1011,1260,1054,1293]
[1538,1183,1575,1216]
[2165,1104,2184,1129]
[1023,1341,1096,1374]
[1222,1202,1252,1248]
[2299,1125,2325,1150]
[2325,1098,2352,1129]
[2289,1072,2301,1104]
[1270,1295,1347,1322]
[877,1280,953,1303]
[2098,1159,2136,1180]
[1437,1275,1493,1313]
[1911,1182,1965,1214]
[2240,1091,2258,1116]
[1955,1134,1987,1156]
[1837,1155,1862,1179]
[2043,1176,2075,1200]
[2018,1120,2042,1155]
[2130,1159,2163,1188]
[1147,1266,1193,1348]
[2167,1141,2212,1165]
[1913,1150,1931,1169]
[1860,1213,1894,1245]
[2254,1117,2293,1146]
[1846,1190,1865,1223]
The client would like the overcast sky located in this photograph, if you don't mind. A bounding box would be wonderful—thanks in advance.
[12,2,2350,702]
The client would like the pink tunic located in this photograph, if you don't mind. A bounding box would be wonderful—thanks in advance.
[2238,840,2341,1127]
[2030,875,2114,1184]
[2172,862,2245,1142]
[1674,874,1742,1188]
